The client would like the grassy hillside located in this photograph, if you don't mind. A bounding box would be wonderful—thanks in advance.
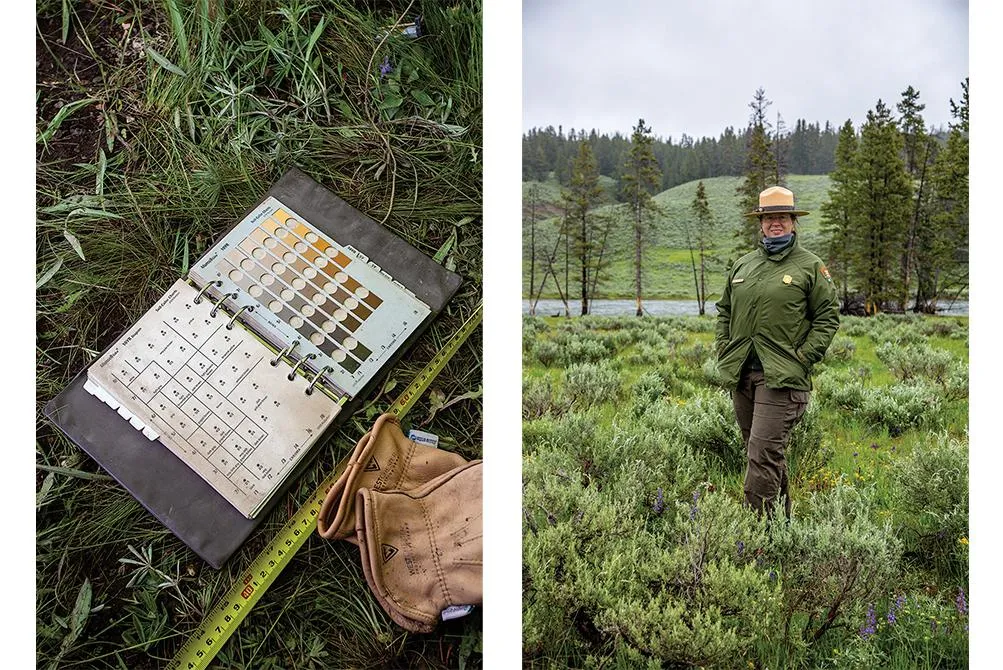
[523,174,832,301]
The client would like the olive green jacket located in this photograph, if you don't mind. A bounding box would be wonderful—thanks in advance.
[715,235,840,390]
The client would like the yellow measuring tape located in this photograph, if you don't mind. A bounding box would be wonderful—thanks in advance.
[166,304,482,670]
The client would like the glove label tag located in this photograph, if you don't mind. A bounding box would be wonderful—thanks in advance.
[441,604,474,621]
[408,429,440,449]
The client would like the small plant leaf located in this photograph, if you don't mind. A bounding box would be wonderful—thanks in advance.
[146,47,187,76]
[411,89,434,107]
[36,256,64,289]
[379,93,403,111]
[63,230,86,261]
[58,579,92,657]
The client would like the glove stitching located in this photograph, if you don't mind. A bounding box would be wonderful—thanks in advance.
[422,495,452,607]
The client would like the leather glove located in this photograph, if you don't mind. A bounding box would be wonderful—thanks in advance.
[316,413,467,542]
[355,459,483,633]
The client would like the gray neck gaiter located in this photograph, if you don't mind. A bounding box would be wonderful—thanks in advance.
[762,233,795,255]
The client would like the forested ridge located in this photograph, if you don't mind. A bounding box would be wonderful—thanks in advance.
[523,83,968,315]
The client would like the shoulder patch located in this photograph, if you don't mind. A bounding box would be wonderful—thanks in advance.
[820,264,832,282]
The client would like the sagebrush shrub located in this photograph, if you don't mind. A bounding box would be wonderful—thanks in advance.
[869,322,925,346]
[642,390,743,473]
[891,435,968,581]
[860,382,943,436]
[522,377,571,420]
[765,483,901,645]
[623,342,667,367]
[562,335,610,365]
[677,340,714,367]
[630,370,667,416]
[530,339,561,367]
[875,341,955,383]
[824,334,856,363]
[787,400,830,484]
[813,368,868,413]
[564,362,620,406]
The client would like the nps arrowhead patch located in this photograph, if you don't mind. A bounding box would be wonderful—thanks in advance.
[820,265,832,282]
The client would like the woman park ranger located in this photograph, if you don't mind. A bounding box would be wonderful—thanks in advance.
[715,186,840,518]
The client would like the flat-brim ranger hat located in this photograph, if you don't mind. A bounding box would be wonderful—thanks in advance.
[744,186,810,218]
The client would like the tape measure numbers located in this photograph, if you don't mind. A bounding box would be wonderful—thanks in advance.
[167,304,482,670]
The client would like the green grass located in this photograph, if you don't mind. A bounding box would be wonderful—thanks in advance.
[523,174,832,299]
[37,1,482,668]
[522,314,968,668]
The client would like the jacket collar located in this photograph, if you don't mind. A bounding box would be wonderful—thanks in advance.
[759,232,800,262]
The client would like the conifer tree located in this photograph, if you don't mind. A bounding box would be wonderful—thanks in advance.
[562,141,605,315]
[621,118,663,316]
[851,100,913,314]
[918,78,969,311]
[525,183,541,314]
[895,86,931,308]
[688,181,714,315]
[820,120,859,308]
[736,88,778,250]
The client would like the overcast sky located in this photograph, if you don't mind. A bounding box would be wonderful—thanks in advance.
[523,0,969,140]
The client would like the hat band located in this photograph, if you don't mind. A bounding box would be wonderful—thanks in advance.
[756,205,797,213]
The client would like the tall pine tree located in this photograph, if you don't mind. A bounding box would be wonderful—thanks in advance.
[621,118,663,316]
[688,181,714,315]
[562,141,605,315]
[918,78,969,311]
[819,119,859,309]
[896,85,931,308]
[736,88,779,250]
[851,100,913,314]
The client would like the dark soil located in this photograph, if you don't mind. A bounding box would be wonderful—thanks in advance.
[36,4,127,165]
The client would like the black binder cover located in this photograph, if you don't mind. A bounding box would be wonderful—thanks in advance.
[43,167,462,568]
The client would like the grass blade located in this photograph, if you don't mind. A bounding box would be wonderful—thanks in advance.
[57,579,92,660]
[36,464,113,481]
[146,47,187,77]
[163,0,190,68]
[63,229,86,261]
[38,98,97,145]
[37,256,64,289]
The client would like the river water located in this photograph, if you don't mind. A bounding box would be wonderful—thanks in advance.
[522,299,970,317]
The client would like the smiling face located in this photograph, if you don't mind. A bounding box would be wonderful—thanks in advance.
[760,213,795,238]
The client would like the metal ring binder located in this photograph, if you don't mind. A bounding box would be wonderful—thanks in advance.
[286,353,317,381]
[304,366,334,395]
[210,292,236,318]
[270,340,299,367]
[226,306,251,330]
[194,280,222,304]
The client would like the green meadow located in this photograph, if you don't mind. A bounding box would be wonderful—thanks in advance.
[523,313,968,668]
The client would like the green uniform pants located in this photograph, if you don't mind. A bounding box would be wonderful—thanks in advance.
[732,369,809,517]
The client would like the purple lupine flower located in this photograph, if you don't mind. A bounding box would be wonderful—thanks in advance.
[887,593,905,624]
[379,56,392,78]
[956,587,967,616]
[689,489,700,520]
[871,442,879,450]
[769,569,777,582]
[652,487,664,514]
[859,603,877,638]
[853,451,858,458]
[737,540,745,556]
